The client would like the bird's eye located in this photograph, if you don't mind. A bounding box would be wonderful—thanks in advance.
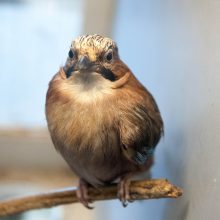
[68,50,75,59]
[105,50,113,62]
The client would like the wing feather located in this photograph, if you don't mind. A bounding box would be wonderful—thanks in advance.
[119,94,163,165]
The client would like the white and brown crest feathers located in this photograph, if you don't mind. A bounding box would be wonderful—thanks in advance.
[71,35,117,62]
[73,34,117,51]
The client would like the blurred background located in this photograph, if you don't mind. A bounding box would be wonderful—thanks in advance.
[1,0,220,219]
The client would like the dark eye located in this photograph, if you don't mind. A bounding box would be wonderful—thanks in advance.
[68,50,75,59]
[105,50,113,62]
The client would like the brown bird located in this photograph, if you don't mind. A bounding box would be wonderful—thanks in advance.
[45,34,163,208]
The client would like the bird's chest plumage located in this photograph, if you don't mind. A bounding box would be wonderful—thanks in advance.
[61,103,122,185]
[47,79,125,185]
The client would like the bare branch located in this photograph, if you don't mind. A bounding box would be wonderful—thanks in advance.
[0,179,182,217]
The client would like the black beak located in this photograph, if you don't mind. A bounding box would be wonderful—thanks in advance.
[77,56,91,70]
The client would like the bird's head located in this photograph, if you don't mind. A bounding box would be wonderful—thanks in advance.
[63,35,130,88]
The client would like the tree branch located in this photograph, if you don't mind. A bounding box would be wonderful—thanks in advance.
[0,179,182,217]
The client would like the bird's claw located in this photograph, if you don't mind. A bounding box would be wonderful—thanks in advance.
[118,176,133,207]
[76,179,94,209]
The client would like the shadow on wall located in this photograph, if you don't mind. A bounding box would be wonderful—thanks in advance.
[162,130,189,220]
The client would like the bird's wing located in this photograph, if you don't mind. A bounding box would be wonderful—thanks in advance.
[119,101,163,165]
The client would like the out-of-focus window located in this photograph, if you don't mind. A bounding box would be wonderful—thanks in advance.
[0,0,84,127]
[0,1,84,219]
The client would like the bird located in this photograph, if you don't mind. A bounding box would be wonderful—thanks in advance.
[45,34,163,208]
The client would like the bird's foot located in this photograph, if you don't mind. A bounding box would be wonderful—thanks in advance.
[76,179,93,209]
[118,174,133,207]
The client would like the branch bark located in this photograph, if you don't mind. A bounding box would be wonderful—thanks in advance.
[0,179,182,217]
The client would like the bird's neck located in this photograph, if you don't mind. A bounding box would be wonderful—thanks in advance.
[64,72,115,104]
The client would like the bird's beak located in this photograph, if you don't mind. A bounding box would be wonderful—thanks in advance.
[77,56,91,71]
[64,55,94,78]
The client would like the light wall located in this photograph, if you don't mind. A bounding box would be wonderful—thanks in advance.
[108,0,220,219]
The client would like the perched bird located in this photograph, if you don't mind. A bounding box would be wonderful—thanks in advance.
[46,34,163,208]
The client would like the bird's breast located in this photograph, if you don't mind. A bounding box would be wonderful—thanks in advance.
[46,81,123,185]
[46,72,119,151]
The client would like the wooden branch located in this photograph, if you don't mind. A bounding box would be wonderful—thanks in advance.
[0,179,182,217]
